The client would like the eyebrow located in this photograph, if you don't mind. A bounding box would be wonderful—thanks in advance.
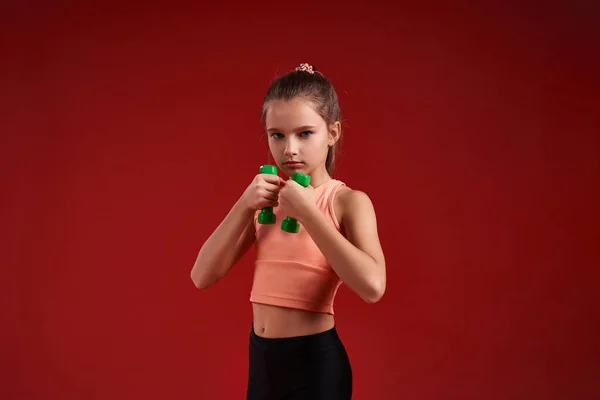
[267,125,317,133]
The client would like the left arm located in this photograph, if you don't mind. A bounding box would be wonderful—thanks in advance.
[301,190,386,304]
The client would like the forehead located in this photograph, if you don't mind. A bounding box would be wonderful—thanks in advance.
[265,98,324,130]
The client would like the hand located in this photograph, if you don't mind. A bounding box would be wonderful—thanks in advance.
[241,173,286,211]
[278,179,317,223]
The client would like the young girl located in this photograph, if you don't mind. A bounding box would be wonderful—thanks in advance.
[190,63,386,399]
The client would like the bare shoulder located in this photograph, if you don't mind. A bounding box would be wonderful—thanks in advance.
[333,184,385,263]
[334,186,377,227]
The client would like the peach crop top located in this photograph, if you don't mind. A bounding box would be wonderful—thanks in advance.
[250,179,346,315]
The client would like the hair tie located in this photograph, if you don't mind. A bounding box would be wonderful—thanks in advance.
[295,63,315,74]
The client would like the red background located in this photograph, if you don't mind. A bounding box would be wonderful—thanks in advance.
[2,2,599,399]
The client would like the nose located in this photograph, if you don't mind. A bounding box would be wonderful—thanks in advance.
[284,137,298,156]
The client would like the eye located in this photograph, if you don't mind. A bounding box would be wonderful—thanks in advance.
[271,132,284,139]
[299,131,313,137]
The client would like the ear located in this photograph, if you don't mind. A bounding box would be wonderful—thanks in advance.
[328,121,341,146]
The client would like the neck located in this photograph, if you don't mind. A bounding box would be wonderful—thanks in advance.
[306,165,332,189]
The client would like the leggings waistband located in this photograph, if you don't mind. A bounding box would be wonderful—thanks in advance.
[250,323,342,351]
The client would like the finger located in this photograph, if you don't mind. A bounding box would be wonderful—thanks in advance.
[262,190,279,202]
[260,175,285,193]
[260,174,283,185]
[262,183,282,194]
[261,197,278,208]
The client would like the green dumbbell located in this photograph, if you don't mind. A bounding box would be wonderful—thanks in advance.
[281,172,311,233]
[257,164,278,224]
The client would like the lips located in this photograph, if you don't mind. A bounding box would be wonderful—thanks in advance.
[284,161,304,168]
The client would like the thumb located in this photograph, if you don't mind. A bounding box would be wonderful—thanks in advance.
[279,176,286,186]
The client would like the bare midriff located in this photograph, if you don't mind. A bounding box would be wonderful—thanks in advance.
[252,303,335,338]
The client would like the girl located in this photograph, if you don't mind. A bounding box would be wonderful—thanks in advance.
[191,63,386,399]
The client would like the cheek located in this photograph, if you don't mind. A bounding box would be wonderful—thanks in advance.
[267,139,279,152]
[315,137,330,154]
[268,141,285,160]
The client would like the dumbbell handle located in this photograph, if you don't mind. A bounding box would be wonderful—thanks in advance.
[281,172,311,233]
[257,165,278,224]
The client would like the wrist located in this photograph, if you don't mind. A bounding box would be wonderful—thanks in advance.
[236,195,256,218]
[299,203,321,226]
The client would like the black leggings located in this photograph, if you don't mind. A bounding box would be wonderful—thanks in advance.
[246,324,353,400]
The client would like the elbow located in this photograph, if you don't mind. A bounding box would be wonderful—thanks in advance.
[191,276,206,289]
[190,271,205,289]
[190,266,214,289]
[191,274,213,290]
[363,278,386,304]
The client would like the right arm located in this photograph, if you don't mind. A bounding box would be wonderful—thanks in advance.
[190,173,284,289]
[190,197,256,289]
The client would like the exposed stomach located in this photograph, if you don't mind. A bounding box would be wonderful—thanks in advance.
[252,302,335,338]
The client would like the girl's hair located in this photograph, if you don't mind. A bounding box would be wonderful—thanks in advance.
[261,63,342,176]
